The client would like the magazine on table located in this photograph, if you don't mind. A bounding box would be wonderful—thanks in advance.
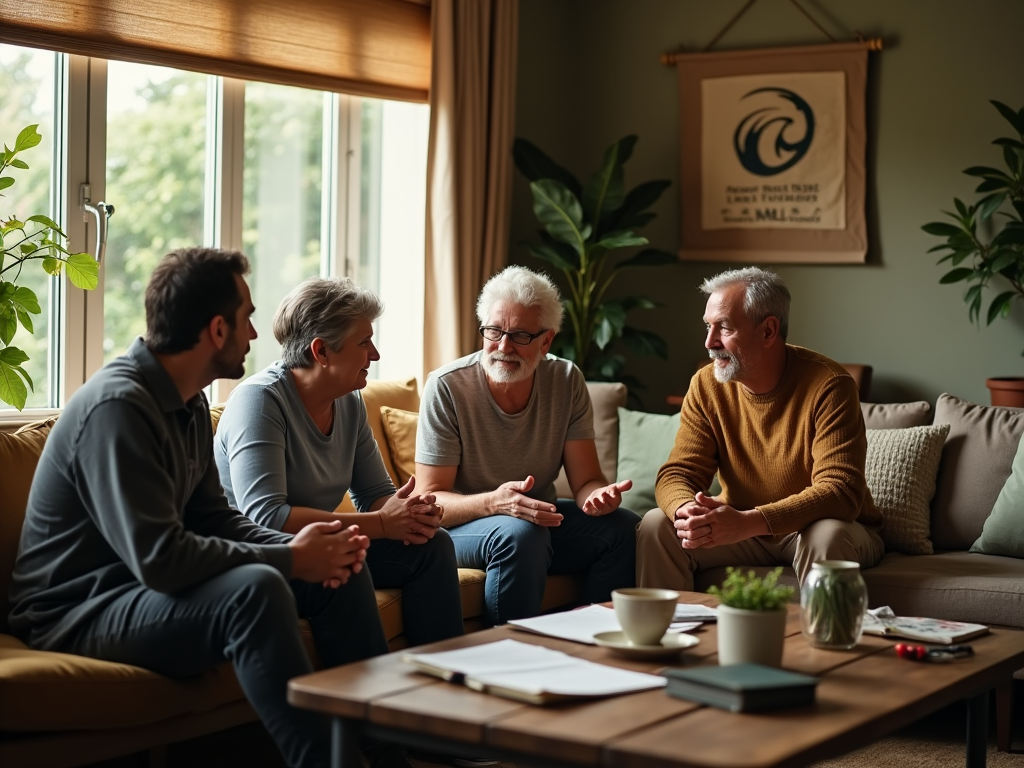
[862,607,989,645]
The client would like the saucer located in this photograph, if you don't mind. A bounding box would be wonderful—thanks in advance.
[593,631,700,660]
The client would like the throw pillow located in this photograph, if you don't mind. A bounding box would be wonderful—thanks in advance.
[616,407,680,515]
[554,381,627,498]
[865,424,949,555]
[930,393,1024,551]
[379,406,418,486]
[861,401,931,430]
[970,432,1024,559]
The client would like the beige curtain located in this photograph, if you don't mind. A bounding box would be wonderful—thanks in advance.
[424,0,518,378]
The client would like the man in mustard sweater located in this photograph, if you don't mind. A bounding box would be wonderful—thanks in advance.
[636,267,884,589]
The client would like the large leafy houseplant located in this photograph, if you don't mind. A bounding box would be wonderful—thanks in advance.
[1,125,99,409]
[513,136,674,387]
[922,101,1024,354]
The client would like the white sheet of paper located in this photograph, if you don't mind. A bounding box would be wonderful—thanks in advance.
[508,604,621,644]
[407,638,571,676]
[471,657,666,696]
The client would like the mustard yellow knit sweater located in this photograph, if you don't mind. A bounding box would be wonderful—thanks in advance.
[655,345,882,536]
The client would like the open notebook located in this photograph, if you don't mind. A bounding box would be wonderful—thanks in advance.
[403,638,666,705]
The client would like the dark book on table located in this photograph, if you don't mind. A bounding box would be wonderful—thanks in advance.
[665,663,820,713]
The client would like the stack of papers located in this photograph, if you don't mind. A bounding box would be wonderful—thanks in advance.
[508,604,717,645]
[404,639,666,704]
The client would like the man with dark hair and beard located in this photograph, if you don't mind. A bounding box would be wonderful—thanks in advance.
[414,266,637,627]
[636,267,884,591]
[9,247,380,768]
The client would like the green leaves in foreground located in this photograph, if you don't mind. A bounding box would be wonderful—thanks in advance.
[1,124,100,409]
[708,567,795,611]
[922,100,1024,354]
[515,135,674,383]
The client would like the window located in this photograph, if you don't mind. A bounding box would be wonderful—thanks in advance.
[0,43,428,419]
[0,47,56,409]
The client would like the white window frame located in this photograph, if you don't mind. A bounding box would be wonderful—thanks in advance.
[0,51,413,426]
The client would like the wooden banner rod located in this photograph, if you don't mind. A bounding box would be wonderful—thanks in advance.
[661,37,883,66]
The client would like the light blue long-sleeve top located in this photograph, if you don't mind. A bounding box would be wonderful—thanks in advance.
[213,363,396,530]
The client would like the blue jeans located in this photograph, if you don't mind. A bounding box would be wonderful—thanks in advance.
[447,500,638,625]
[62,564,388,768]
[364,528,464,646]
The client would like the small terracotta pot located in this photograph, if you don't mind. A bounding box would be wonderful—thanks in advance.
[986,378,1024,408]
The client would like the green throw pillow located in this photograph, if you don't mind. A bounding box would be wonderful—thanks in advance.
[970,431,1024,559]
[616,408,679,514]
[616,408,722,514]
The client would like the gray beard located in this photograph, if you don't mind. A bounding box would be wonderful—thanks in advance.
[708,350,741,384]
[483,352,537,384]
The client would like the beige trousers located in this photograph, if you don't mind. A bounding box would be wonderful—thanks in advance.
[635,509,885,590]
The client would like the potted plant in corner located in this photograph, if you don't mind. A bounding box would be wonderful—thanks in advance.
[1,125,99,410]
[922,101,1024,407]
[513,136,675,392]
[708,567,795,668]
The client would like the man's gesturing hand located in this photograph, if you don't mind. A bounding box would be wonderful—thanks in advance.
[582,479,633,516]
[378,476,443,545]
[490,475,562,526]
[290,521,370,588]
[673,491,770,549]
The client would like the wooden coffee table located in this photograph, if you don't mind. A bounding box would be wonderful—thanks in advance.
[289,593,1024,768]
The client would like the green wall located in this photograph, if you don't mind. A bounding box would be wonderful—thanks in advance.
[511,0,1024,411]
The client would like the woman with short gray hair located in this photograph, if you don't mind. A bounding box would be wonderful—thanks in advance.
[215,276,463,653]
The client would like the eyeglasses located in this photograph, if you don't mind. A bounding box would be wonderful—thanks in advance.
[478,326,548,346]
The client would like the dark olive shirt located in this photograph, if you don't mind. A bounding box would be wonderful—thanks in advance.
[8,338,292,650]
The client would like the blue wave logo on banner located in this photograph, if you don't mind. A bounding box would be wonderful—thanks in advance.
[733,88,815,177]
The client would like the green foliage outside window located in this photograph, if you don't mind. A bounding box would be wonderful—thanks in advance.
[1,124,98,409]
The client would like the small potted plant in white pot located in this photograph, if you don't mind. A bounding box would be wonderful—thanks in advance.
[708,567,795,668]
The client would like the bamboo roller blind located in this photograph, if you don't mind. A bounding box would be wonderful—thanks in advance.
[0,0,432,102]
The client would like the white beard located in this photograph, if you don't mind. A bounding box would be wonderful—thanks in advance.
[483,351,538,384]
[708,349,741,384]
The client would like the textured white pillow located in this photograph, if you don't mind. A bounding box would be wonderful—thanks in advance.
[865,424,950,555]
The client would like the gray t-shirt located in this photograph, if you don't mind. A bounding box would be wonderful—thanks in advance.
[214,363,396,530]
[416,352,594,503]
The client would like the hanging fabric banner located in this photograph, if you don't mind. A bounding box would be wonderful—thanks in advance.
[674,42,869,263]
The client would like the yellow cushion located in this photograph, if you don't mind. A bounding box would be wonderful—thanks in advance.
[0,634,244,732]
[0,420,54,634]
[379,406,418,486]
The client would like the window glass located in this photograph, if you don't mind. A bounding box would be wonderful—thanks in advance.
[370,99,429,382]
[0,45,56,408]
[242,82,325,377]
[104,61,209,362]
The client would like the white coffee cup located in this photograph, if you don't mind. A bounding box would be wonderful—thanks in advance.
[612,588,680,646]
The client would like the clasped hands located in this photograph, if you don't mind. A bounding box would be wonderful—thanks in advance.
[674,491,769,549]
[378,476,444,545]
[289,520,369,589]
[490,475,632,526]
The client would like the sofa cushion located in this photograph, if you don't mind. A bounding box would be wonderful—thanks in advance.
[616,407,679,514]
[970,432,1024,559]
[0,634,246,732]
[860,401,931,430]
[379,406,418,486]
[0,419,55,634]
[336,378,420,513]
[866,424,949,555]
[930,393,1024,551]
[554,382,627,498]
[862,552,1024,629]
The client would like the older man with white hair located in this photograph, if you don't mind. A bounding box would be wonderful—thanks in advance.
[416,266,637,626]
[636,267,884,591]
